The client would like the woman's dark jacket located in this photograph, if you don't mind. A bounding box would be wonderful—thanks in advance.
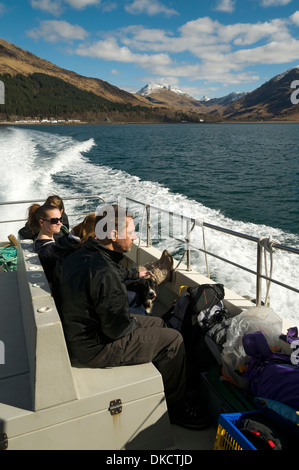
[57,237,141,364]
[34,238,57,283]
[34,233,78,284]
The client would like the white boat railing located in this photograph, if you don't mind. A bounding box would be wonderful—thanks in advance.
[1,195,298,308]
[0,195,105,225]
[125,197,299,307]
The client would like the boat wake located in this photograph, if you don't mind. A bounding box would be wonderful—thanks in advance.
[0,126,95,228]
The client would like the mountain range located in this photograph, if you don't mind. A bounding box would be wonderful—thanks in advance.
[136,83,247,108]
[0,37,299,122]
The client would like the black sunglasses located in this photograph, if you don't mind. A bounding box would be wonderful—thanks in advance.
[42,217,63,224]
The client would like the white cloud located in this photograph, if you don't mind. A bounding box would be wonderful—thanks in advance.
[178,16,291,49]
[215,0,236,13]
[64,0,101,9]
[175,17,295,82]
[27,20,88,42]
[120,16,291,57]
[76,37,172,68]
[75,33,254,86]
[260,0,292,6]
[30,0,63,16]
[231,39,299,64]
[70,10,299,88]
[30,0,101,15]
[101,2,117,12]
[290,10,299,25]
[125,0,178,17]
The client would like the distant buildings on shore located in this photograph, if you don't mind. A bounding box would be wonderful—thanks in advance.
[12,118,81,124]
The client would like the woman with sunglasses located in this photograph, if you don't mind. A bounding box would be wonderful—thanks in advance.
[29,203,64,284]
[19,194,69,240]
[45,194,69,231]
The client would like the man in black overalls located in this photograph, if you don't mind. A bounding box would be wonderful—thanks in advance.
[58,204,207,430]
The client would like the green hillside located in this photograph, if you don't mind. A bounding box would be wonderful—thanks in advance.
[0,72,172,122]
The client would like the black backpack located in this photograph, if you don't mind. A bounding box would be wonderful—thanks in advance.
[188,283,225,314]
[162,283,225,341]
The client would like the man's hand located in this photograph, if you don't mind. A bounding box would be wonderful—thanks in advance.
[139,270,155,279]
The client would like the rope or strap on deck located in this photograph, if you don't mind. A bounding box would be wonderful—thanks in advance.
[173,219,196,272]
[0,246,17,272]
[258,235,280,307]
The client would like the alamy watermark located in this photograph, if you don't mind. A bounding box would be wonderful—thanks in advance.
[291,340,299,365]
[290,80,299,104]
[94,198,203,243]
[0,80,4,105]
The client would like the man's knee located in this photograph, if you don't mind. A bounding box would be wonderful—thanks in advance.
[160,326,185,352]
[134,313,165,328]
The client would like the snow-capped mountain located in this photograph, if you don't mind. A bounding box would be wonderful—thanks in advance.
[199,95,211,102]
[136,83,190,98]
[135,83,206,113]
[137,84,248,106]
[135,84,249,115]
[202,92,248,106]
[223,66,299,120]
[272,65,299,82]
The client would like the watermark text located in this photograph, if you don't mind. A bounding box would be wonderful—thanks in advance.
[291,340,299,365]
[0,340,5,365]
[95,198,203,243]
[106,453,192,467]
[0,80,4,105]
[290,80,299,104]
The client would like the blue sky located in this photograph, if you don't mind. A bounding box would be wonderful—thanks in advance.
[1,0,299,98]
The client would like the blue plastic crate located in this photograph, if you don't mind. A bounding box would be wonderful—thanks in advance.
[214,411,260,450]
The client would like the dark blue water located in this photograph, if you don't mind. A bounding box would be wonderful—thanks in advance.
[22,122,299,237]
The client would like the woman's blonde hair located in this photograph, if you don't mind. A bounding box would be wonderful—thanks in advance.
[72,212,96,244]
[45,195,65,213]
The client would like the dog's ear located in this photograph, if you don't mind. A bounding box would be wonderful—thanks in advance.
[144,250,173,285]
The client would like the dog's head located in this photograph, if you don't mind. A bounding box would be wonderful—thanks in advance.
[130,276,158,300]
[143,276,158,300]
[143,250,173,285]
[127,276,158,313]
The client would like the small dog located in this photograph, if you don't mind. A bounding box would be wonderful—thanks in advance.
[127,276,158,314]
[141,249,174,285]
[127,249,173,314]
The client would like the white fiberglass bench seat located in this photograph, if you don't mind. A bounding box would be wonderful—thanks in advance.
[0,238,172,450]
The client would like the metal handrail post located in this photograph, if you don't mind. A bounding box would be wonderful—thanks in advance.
[146,204,152,247]
[256,243,263,306]
[186,219,191,271]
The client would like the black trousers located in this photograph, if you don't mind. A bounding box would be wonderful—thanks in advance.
[85,315,186,407]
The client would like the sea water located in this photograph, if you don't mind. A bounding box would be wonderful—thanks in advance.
[0,123,298,325]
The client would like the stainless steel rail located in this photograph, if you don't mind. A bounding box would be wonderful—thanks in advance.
[0,195,105,225]
[1,195,298,307]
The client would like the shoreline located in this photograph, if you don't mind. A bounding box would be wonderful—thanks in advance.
[1,119,299,125]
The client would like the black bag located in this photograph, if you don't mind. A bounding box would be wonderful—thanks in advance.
[187,283,225,313]
[162,283,225,341]
[162,284,226,384]
[162,293,190,332]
